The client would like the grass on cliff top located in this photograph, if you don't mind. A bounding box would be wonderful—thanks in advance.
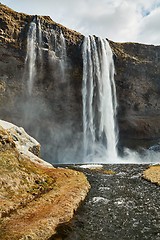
[0,2,83,47]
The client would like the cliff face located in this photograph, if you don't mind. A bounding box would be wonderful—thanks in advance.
[0,4,83,162]
[0,3,160,161]
[110,41,160,144]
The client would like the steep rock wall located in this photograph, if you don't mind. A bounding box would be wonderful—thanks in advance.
[0,3,160,161]
[110,41,160,143]
[0,4,83,162]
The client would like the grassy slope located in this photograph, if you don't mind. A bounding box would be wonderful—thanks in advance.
[0,126,90,239]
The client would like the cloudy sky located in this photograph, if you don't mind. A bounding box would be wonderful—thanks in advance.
[1,0,160,45]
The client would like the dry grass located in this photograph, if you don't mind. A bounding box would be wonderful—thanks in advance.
[0,126,90,239]
[143,165,160,185]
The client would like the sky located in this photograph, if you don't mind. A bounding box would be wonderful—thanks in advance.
[1,0,160,45]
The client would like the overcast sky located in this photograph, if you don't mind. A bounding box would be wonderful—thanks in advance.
[1,0,160,45]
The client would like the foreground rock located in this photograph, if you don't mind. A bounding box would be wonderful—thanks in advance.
[0,121,90,240]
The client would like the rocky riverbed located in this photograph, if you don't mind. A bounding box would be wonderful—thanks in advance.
[53,164,160,240]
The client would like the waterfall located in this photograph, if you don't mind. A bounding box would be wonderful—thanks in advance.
[59,31,67,82]
[25,17,68,96]
[49,29,67,82]
[37,18,43,70]
[82,36,118,162]
[25,20,37,95]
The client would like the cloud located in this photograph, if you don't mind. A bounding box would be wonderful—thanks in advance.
[75,1,141,41]
[136,6,160,44]
[1,0,160,45]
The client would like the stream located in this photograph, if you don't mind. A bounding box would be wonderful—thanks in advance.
[54,164,159,240]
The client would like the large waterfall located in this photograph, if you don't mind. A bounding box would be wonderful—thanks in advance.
[82,36,118,162]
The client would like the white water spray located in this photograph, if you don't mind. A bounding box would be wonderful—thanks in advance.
[82,36,118,162]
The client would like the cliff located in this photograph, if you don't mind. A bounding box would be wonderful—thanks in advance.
[0,120,90,239]
[110,41,160,147]
[0,3,160,161]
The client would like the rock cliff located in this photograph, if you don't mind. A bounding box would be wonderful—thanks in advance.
[110,41,160,147]
[0,3,160,161]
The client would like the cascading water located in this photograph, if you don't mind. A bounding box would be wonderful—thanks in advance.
[59,31,67,82]
[82,36,118,162]
[21,18,159,164]
[25,20,37,95]
[49,29,67,82]
[37,18,43,70]
[24,18,68,95]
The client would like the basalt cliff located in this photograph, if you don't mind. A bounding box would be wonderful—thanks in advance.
[0,3,160,162]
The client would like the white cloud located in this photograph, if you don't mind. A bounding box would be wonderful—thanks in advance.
[136,6,160,44]
[1,0,160,45]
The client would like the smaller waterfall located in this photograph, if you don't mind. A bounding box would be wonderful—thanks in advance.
[59,31,67,82]
[37,18,43,69]
[49,29,67,82]
[24,18,68,96]
[25,20,37,95]
[82,36,118,162]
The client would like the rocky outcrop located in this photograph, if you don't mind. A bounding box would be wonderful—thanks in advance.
[0,3,160,161]
[0,120,90,239]
[0,119,52,167]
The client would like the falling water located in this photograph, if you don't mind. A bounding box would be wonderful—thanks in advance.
[25,20,37,95]
[48,29,67,82]
[59,31,67,82]
[82,36,118,162]
[37,18,43,69]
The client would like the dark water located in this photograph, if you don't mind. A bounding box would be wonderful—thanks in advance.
[53,164,160,240]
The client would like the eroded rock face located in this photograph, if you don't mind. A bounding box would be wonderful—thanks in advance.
[0,3,160,161]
